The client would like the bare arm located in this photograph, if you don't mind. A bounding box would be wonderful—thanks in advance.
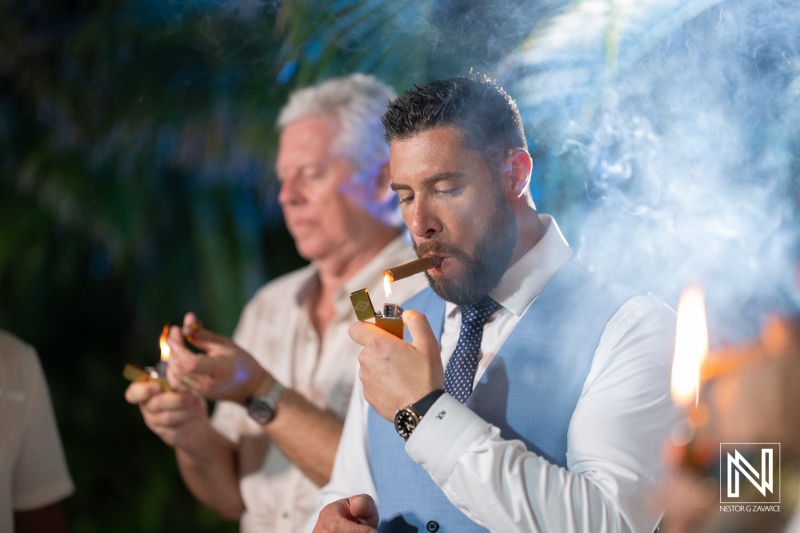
[167,315,343,488]
[125,381,244,519]
[259,388,343,487]
[14,502,69,533]
[175,423,244,519]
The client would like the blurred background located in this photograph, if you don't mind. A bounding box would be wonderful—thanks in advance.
[1,0,798,530]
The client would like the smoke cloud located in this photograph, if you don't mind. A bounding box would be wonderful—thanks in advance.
[502,0,800,346]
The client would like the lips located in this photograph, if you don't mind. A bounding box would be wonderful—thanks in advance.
[286,217,316,233]
[423,255,451,275]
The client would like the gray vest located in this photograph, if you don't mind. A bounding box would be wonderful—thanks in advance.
[366,259,635,532]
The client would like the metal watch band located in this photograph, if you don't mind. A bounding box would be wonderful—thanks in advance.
[245,379,287,425]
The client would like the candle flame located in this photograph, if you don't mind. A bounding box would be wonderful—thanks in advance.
[384,273,394,300]
[159,325,170,362]
[671,285,708,408]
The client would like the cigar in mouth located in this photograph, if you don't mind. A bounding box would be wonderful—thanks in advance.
[384,256,441,283]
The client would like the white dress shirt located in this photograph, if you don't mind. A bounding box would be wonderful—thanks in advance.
[312,215,678,533]
[211,235,425,533]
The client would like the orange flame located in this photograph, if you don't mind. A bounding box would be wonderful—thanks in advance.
[159,325,170,362]
[671,285,708,409]
[384,273,394,300]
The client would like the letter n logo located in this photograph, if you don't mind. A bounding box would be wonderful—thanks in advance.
[719,443,780,504]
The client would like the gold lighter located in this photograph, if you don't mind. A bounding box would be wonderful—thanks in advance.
[121,321,202,391]
[123,362,172,392]
[350,288,404,339]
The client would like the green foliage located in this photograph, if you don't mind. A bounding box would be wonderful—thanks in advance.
[0,0,538,529]
[0,0,308,529]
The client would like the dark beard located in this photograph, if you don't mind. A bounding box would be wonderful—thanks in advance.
[415,195,516,306]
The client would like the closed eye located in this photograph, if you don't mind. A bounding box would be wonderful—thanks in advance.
[435,187,461,197]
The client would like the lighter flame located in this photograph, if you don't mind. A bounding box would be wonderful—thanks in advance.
[159,325,170,362]
[671,285,708,408]
[384,273,394,300]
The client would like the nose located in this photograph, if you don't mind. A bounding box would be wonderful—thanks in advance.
[407,198,442,240]
[277,174,302,207]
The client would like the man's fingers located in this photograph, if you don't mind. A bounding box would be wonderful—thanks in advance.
[125,381,161,404]
[179,313,234,354]
[313,497,378,533]
[148,405,196,428]
[146,390,196,410]
[182,312,201,337]
[167,327,217,377]
[349,494,378,526]
[349,321,393,347]
[401,310,438,356]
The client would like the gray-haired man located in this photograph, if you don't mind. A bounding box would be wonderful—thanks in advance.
[126,74,425,532]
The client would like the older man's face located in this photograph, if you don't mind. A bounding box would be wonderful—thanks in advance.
[390,126,516,305]
[276,115,375,263]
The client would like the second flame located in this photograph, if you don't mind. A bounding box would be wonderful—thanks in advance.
[159,325,170,362]
[670,285,708,409]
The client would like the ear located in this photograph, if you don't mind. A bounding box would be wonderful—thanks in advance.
[373,161,392,201]
[501,149,532,200]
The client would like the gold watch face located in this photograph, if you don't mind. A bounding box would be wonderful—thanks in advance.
[394,408,420,440]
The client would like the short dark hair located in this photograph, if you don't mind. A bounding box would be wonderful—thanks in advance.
[382,74,527,169]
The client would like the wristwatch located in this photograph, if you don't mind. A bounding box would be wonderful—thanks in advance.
[245,380,287,425]
[394,389,446,440]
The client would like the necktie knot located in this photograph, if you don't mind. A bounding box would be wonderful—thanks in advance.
[461,296,500,327]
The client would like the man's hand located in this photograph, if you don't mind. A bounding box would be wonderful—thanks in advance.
[349,310,443,421]
[166,313,272,404]
[124,380,208,449]
[313,494,379,533]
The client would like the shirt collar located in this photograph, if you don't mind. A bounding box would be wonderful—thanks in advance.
[446,214,572,318]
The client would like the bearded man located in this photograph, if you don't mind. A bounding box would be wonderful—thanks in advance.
[311,75,677,533]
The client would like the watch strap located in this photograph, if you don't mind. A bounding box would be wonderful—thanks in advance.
[394,389,446,440]
[245,379,286,425]
[411,388,446,418]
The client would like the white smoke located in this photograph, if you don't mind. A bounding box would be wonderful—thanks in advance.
[502,0,800,346]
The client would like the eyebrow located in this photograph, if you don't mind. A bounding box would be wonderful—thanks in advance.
[390,171,464,192]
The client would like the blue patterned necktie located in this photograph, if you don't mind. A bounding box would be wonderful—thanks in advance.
[444,295,500,404]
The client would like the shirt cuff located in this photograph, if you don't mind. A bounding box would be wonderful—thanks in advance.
[406,393,489,486]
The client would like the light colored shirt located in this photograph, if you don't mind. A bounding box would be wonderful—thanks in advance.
[0,330,74,532]
[211,235,426,533]
[313,215,678,532]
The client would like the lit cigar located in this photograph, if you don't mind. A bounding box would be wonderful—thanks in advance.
[384,256,441,283]
[182,320,203,338]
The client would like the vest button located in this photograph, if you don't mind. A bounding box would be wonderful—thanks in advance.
[426,521,439,532]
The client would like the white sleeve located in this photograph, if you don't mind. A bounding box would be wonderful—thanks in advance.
[304,372,377,532]
[13,348,74,510]
[406,295,678,533]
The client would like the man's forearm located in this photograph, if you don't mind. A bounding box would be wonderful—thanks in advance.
[14,502,69,533]
[262,389,344,487]
[175,424,244,520]
[408,397,658,533]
